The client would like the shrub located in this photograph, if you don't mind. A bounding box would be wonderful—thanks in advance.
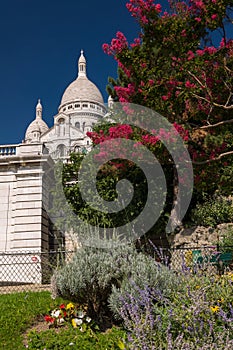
[52,243,179,328]
[218,226,233,253]
[108,251,179,319]
[115,274,233,349]
[190,196,233,227]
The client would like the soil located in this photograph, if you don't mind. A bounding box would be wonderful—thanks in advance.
[22,315,68,348]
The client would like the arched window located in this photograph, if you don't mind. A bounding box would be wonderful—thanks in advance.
[57,144,66,157]
[57,118,65,136]
[75,122,80,129]
[58,118,65,124]
[83,122,86,131]
[74,145,81,153]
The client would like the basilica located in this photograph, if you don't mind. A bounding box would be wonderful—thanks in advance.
[0,51,110,257]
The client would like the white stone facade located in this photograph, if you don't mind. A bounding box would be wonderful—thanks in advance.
[0,51,108,263]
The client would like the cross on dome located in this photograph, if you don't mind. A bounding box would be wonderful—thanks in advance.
[36,99,42,118]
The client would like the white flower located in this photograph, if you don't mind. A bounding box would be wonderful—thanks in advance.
[58,317,65,324]
[51,309,60,318]
[86,317,92,323]
[77,310,85,318]
[73,318,83,326]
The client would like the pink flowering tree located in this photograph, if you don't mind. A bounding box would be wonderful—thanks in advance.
[100,0,233,198]
[58,1,233,242]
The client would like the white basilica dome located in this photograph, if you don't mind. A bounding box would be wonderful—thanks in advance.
[59,50,104,110]
[60,76,104,105]
[25,100,49,142]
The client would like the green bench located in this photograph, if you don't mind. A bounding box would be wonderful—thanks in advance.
[196,252,233,273]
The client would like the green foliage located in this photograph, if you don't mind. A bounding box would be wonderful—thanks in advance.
[61,152,148,229]
[27,326,126,350]
[190,196,233,227]
[218,226,233,252]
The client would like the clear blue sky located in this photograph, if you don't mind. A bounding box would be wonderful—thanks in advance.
[0,1,231,145]
[0,0,143,144]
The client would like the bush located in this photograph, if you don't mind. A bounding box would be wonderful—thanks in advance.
[114,273,233,349]
[52,243,179,328]
[218,226,233,253]
[108,251,179,319]
[190,196,233,227]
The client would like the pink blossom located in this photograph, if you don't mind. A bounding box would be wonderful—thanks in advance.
[142,134,159,145]
[162,11,169,18]
[206,46,217,54]
[195,1,205,9]
[187,50,195,60]
[220,38,226,48]
[148,79,154,86]
[211,14,217,20]
[181,29,186,37]
[195,17,202,22]
[196,49,204,56]
[155,4,162,13]
[130,37,141,48]
[185,80,196,88]
[141,15,148,24]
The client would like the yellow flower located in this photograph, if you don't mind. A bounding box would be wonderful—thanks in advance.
[218,297,224,303]
[66,303,74,309]
[71,318,77,328]
[227,273,233,281]
[210,305,220,313]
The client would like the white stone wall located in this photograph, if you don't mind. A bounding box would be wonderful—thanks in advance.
[0,174,14,251]
[0,145,55,283]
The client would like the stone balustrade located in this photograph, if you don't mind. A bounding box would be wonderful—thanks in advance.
[0,145,17,156]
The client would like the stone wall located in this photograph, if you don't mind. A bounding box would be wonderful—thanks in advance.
[169,223,233,248]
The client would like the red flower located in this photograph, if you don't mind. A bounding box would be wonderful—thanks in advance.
[44,315,55,323]
[60,304,66,309]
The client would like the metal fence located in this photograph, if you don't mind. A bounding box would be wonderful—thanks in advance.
[0,250,75,294]
[0,246,232,294]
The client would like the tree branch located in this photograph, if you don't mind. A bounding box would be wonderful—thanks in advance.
[191,93,233,109]
[197,118,233,130]
[193,150,233,165]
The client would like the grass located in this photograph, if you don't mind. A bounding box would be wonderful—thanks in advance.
[0,291,126,350]
[0,291,57,350]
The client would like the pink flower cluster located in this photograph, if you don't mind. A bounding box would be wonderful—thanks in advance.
[102,31,128,56]
[173,122,189,142]
[87,124,133,146]
[114,84,136,102]
[109,124,133,138]
[141,134,159,145]
[126,0,162,21]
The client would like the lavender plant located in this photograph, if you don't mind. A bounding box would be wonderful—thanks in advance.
[114,273,233,349]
